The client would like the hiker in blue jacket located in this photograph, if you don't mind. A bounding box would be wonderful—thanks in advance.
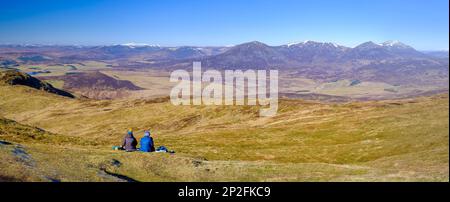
[140,130,155,152]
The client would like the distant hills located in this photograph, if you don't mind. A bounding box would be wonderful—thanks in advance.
[0,41,448,87]
[44,71,143,91]
[195,40,432,69]
[39,71,144,99]
[0,40,444,64]
[0,44,227,63]
[421,50,449,59]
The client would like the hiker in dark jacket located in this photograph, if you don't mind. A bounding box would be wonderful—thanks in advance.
[140,130,155,152]
[121,129,137,152]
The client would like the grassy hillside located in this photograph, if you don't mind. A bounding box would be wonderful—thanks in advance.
[0,70,74,98]
[0,84,448,181]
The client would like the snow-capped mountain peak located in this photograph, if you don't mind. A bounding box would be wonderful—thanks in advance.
[285,40,344,48]
[285,40,312,47]
[381,40,417,51]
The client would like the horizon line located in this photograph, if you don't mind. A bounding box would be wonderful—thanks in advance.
[0,40,449,51]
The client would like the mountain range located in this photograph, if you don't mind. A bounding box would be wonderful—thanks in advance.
[0,40,448,86]
[0,40,446,64]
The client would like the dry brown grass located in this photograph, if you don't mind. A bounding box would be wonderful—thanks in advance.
[0,85,448,181]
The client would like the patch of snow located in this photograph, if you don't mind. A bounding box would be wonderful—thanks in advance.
[121,42,160,48]
[286,42,301,47]
[331,42,339,48]
[285,41,344,48]
[381,40,401,47]
[285,40,314,47]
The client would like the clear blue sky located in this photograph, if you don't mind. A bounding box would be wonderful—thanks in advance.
[0,0,448,50]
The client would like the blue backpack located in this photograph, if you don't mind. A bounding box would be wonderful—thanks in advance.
[156,146,175,153]
[156,146,168,152]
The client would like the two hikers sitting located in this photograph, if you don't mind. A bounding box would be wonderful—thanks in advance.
[121,129,155,152]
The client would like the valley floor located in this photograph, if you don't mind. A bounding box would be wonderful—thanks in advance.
[0,85,448,181]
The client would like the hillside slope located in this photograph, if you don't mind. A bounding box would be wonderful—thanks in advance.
[40,71,143,99]
[0,70,74,98]
[0,84,448,181]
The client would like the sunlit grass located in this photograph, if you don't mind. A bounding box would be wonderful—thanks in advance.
[0,84,448,181]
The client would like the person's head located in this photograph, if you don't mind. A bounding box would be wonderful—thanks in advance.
[127,128,133,135]
[144,130,150,137]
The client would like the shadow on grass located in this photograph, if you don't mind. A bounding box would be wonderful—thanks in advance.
[100,169,139,182]
[0,140,12,145]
